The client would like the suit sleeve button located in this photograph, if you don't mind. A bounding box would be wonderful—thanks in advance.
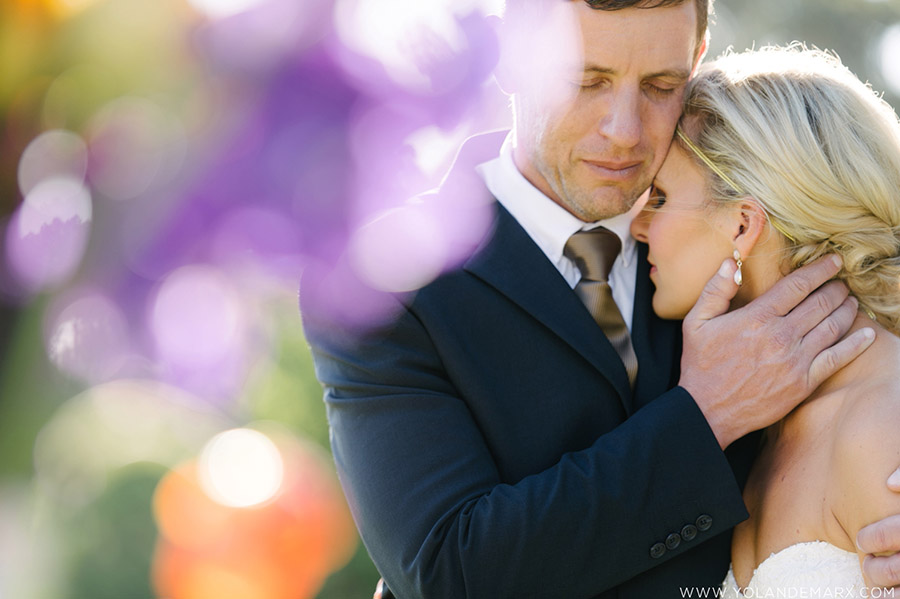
[650,542,666,559]
[696,514,713,532]
[681,524,698,541]
[665,532,681,550]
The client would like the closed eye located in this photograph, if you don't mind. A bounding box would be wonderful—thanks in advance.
[576,77,610,91]
[644,83,676,99]
[648,185,667,209]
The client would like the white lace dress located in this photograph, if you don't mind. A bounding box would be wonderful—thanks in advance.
[721,541,866,598]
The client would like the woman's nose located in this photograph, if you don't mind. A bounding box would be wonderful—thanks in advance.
[630,206,652,243]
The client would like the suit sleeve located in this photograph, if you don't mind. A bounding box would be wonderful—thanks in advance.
[303,291,749,599]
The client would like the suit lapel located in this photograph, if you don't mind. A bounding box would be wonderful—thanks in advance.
[465,205,633,411]
[443,130,638,411]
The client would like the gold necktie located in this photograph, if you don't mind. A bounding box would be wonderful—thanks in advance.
[564,228,638,387]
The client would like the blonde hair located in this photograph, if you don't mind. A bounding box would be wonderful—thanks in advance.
[681,44,900,333]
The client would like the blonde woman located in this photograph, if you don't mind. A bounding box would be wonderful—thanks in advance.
[631,45,900,596]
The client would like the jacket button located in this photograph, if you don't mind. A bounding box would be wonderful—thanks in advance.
[696,514,713,532]
[665,532,681,550]
[681,524,698,541]
[650,542,666,559]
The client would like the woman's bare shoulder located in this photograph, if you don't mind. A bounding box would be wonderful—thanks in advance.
[830,330,900,548]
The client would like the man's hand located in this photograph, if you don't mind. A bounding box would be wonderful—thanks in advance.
[679,255,876,449]
[857,469,900,590]
[859,514,900,589]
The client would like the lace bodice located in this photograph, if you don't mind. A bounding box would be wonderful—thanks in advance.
[721,541,865,598]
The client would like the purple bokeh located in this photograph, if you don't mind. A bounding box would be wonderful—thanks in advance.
[6,1,505,388]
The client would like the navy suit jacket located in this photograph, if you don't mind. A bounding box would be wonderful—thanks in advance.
[302,131,759,599]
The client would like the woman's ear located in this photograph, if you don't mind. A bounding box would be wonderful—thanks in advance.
[726,198,768,258]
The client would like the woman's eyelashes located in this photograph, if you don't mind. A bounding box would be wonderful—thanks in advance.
[648,185,667,209]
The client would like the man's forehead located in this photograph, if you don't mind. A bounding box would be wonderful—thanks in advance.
[504,0,699,28]
[503,0,694,13]
[574,3,699,67]
[505,0,698,85]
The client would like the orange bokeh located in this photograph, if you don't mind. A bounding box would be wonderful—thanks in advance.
[152,432,357,599]
[4,0,103,20]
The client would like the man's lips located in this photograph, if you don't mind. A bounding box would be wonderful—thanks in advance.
[583,159,643,181]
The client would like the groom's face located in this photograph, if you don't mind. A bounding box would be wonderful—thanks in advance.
[511,1,703,222]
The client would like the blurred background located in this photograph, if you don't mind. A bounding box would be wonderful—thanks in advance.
[1,0,899,597]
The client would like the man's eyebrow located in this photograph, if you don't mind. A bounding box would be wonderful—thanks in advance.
[647,68,692,81]
[581,66,692,81]
[582,66,616,75]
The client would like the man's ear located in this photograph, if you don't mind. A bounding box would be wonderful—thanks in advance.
[729,198,768,258]
[487,15,534,96]
[490,14,521,95]
[691,34,709,76]
[493,5,580,96]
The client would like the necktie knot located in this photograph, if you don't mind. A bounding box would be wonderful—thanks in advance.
[564,228,621,283]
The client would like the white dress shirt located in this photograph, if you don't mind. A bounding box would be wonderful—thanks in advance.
[476,133,643,331]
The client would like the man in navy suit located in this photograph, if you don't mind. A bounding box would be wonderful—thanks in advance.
[302,1,900,597]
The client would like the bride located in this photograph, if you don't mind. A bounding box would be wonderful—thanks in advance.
[631,45,900,596]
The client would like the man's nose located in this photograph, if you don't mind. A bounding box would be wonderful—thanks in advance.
[599,88,642,149]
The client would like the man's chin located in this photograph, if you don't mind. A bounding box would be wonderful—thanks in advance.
[572,190,643,222]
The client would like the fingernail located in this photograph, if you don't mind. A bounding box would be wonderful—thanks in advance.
[862,328,875,341]
[889,469,900,488]
[831,254,843,268]
[718,259,733,277]
[848,296,859,308]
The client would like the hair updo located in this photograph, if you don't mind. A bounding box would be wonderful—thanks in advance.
[681,44,900,333]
